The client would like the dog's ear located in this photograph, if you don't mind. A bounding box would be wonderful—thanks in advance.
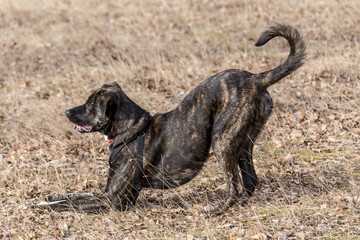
[105,93,119,118]
[102,82,122,90]
[109,82,121,89]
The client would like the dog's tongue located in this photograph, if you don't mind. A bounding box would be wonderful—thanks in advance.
[74,124,92,132]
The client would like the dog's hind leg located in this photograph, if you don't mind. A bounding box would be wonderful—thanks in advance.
[238,141,258,202]
[207,139,241,215]
[238,92,272,201]
[205,113,248,215]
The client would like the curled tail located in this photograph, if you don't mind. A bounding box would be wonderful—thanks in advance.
[255,23,306,89]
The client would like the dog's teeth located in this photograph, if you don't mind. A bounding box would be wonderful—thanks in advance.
[73,125,92,132]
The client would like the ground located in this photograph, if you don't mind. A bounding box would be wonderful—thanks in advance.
[0,0,359,239]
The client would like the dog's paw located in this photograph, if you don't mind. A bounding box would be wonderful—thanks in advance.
[238,191,251,206]
[30,200,70,212]
[202,204,227,216]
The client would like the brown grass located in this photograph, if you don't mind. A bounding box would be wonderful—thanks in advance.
[1,0,359,239]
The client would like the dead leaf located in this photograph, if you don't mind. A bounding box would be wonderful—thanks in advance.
[290,129,302,139]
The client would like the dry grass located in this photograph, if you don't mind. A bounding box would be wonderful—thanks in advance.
[1,0,359,239]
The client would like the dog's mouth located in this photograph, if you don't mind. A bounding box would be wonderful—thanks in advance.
[73,124,93,133]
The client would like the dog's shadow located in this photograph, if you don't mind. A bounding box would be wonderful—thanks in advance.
[137,188,214,211]
[135,162,351,211]
[255,165,351,204]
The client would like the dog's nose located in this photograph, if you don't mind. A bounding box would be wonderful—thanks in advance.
[65,109,71,116]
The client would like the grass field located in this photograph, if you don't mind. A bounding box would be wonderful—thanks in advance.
[1,0,359,239]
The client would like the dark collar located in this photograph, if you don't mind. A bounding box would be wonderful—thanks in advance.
[108,133,143,163]
[108,125,149,193]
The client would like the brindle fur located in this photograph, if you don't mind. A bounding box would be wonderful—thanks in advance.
[33,23,306,214]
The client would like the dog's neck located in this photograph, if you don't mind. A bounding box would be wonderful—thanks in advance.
[107,114,150,147]
[103,108,151,144]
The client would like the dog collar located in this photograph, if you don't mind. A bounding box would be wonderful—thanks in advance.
[108,129,148,193]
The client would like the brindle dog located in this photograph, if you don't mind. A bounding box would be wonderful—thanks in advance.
[34,23,305,214]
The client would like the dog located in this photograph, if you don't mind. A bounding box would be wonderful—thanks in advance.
[34,23,305,214]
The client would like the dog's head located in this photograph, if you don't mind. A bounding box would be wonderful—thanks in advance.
[65,82,122,134]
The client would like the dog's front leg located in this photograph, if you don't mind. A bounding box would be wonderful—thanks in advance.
[32,158,140,213]
[32,192,113,213]
[103,158,140,211]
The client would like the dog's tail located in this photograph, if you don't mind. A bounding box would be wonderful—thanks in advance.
[255,23,306,89]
